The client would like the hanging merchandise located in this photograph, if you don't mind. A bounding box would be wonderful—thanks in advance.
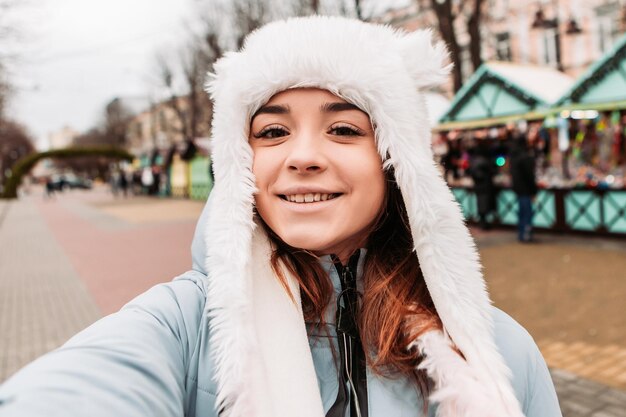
[557,117,570,152]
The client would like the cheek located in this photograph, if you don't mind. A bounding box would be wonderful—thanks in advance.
[251,149,280,222]
[252,148,278,189]
[359,167,386,218]
[356,152,385,203]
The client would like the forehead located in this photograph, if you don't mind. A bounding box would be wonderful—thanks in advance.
[253,88,370,121]
[265,87,345,105]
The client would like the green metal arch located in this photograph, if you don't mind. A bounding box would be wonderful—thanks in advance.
[1,147,134,199]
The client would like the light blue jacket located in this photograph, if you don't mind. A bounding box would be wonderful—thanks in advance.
[0,210,562,417]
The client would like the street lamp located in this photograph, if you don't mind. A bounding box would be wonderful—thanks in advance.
[531,5,563,71]
[531,1,583,72]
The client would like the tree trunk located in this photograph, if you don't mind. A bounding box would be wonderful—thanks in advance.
[467,0,483,71]
[310,0,319,13]
[431,0,463,92]
[354,0,362,20]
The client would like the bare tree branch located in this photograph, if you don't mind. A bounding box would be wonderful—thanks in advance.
[467,0,484,71]
[104,99,133,147]
[0,119,35,188]
[429,0,463,92]
[233,0,269,49]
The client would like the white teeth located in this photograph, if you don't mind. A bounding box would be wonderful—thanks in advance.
[285,193,337,203]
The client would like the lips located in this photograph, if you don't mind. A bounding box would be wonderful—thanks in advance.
[280,193,340,203]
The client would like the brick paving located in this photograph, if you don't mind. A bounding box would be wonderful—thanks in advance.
[476,231,626,393]
[1,187,625,416]
[552,369,626,417]
[0,198,100,381]
[35,190,200,315]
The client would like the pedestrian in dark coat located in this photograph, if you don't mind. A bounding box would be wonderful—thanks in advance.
[442,139,461,183]
[469,144,496,230]
[509,136,538,242]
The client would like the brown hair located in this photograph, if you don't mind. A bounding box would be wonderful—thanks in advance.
[261,169,442,402]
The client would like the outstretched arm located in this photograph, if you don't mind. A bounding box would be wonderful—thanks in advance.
[0,273,206,417]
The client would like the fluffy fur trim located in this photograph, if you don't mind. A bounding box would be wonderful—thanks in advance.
[204,15,524,417]
[411,330,525,417]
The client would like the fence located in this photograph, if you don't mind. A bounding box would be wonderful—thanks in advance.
[452,187,626,236]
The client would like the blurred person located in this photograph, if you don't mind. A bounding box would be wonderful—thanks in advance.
[110,170,120,197]
[150,165,161,196]
[44,176,55,200]
[131,170,142,195]
[581,122,597,165]
[510,136,538,243]
[596,111,614,172]
[140,166,154,194]
[119,170,129,197]
[58,174,68,192]
[468,143,497,230]
[441,136,460,183]
[0,17,561,417]
[613,110,626,167]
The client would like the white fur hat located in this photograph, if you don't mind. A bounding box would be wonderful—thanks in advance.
[203,15,524,417]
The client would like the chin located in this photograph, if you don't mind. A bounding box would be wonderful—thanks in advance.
[279,234,331,253]
[270,225,335,253]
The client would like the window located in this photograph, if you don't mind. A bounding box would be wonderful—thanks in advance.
[541,28,558,67]
[595,2,621,53]
[495,32,512,61]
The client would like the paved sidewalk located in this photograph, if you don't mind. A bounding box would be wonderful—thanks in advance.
[0,198,100,380]
[0,189,625,416]
[552,369,626,417]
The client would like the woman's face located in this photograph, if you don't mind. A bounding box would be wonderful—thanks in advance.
[249,88,386,263]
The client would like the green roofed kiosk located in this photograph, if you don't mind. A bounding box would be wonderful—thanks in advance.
[437,61,573,131]
[437,60,626,237]
[554,33,626,111]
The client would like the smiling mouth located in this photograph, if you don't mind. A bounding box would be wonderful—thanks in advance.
[279,193,342,203]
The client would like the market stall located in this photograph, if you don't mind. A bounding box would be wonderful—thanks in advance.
[434,59,626,237]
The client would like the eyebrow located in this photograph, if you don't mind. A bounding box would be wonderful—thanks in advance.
[252,101,364,119]
[320,102,363,113]
[253,104,290,117]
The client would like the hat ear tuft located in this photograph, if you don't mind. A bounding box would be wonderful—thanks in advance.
[398,29,452,89]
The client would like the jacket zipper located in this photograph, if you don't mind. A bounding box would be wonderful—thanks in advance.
[330,254,367,417]
[341,267,362,417]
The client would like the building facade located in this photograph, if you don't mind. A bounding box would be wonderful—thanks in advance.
[374,0,626,91]
[47,126,79,150]
[125,96,211,159]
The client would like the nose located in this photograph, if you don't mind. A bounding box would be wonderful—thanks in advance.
[285,131,328,174]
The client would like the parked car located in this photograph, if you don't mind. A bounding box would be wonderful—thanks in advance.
[49,174,93,190]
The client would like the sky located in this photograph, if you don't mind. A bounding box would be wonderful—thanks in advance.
[5,0,196,148]
[4,0,410,149]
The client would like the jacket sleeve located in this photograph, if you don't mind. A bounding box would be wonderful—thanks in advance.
[492,308,562,417]
[0,272,207,417]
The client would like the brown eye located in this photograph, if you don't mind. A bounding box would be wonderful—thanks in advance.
[329,124,364,137]
[254,126,289,139]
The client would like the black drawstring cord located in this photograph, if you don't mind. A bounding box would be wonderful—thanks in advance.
[326,252,369,417]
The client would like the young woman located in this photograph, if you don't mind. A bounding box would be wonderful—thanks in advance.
[0,16,561,417]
